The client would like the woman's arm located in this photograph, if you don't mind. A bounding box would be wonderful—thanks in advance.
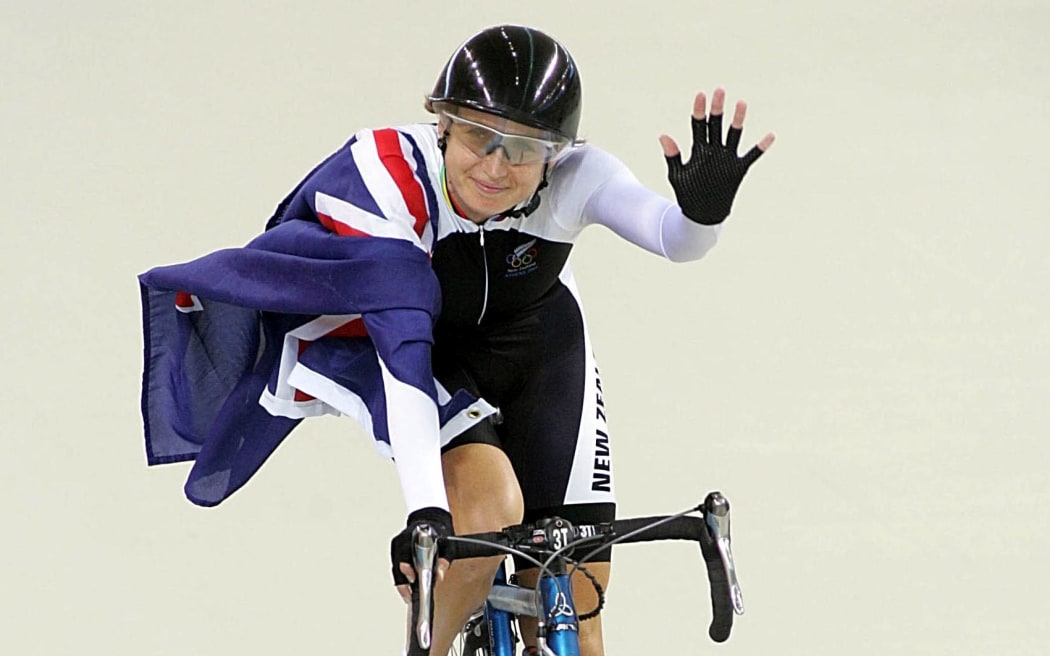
[577,88,773,262]
[582,171,723,262]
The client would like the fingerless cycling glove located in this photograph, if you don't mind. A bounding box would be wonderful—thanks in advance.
[665,113,765,225]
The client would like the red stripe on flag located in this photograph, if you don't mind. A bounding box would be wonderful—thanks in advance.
[175,291,195,308]
[317,212,371,237]
[325,317,369,338]
[293,340,316,402]
[373,129,429,238]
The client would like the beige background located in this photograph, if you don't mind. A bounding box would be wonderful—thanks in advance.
[2,1,1047,654]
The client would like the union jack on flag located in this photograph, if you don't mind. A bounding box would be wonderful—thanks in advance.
[139,128,488,508]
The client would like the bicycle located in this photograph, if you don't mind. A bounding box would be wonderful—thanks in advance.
[406,491,744,656]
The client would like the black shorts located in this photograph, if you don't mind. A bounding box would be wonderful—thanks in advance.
[434,282,616,562]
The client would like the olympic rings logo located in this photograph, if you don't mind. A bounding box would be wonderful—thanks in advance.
[506,248,538,269]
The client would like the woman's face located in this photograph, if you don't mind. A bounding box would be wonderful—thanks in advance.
[440,108,548,224]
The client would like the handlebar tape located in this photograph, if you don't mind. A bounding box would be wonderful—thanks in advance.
[601,516,733,642]
[405,585,433,656]
[441,532,506,560]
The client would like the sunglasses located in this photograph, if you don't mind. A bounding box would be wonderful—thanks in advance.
[442,112,571,165]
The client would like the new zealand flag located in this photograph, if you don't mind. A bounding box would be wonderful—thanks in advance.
[139,219,444,506]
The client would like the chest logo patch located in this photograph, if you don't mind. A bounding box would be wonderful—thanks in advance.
[505,239,539,277]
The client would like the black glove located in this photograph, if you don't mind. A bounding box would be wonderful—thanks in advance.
[390,506,454,586]
[665,112,765,225]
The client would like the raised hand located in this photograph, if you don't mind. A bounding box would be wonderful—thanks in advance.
[659,88,775,225]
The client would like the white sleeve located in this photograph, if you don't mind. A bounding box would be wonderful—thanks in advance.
[583,171,722,262]
[377,359,450,514]
[553,146,721,262]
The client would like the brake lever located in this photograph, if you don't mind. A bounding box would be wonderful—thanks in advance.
[412,524,440,650]
[704,492,744,615]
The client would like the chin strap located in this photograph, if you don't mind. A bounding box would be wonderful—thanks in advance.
[499,164,549,220]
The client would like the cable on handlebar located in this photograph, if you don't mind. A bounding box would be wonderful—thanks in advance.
[444,535,554,577]
[518,508,703,624]
[568,503,738,640]
[446,531,611,622]
[442,500,736,643]
[444,534,569,621]
[573,504,703,565]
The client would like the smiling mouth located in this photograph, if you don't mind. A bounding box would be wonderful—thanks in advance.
[472,179,506,195]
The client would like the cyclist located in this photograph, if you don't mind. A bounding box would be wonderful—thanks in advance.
[139,23,772,656]
[379,25,773,656]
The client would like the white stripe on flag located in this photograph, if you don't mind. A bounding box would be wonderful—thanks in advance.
[266,314,361,405]
[314,191,423,248]
[351,131,429,248]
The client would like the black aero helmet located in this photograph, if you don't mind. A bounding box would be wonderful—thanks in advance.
[429,25,582,141]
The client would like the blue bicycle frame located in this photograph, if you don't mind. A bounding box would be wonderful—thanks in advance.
[537,571,579,656]
[484,564,518,656]
[482,561,580,656]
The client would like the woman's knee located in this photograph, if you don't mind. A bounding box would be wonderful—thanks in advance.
[442,443,524,533]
